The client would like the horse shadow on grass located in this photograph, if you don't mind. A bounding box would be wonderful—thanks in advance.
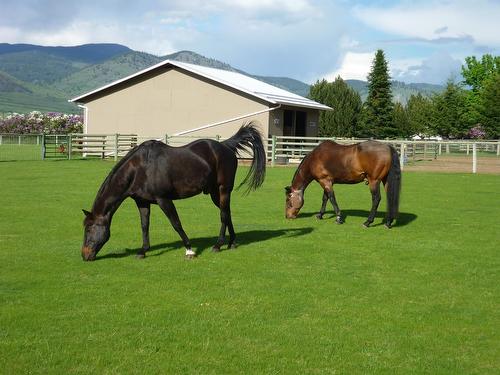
[97,227,314,260]
[297,209,417,227]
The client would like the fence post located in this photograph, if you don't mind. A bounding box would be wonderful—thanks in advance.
[164,134,168,145]
[466,143,470,155]
[41,133,45,160]
[446,143,450,154]
[472,143,477,173]
[497,142,500,156]
[271,135,276,167]
[399,143,404,170]
[438,142,442,156]
[68,134,72,160]
[114,133,119,161]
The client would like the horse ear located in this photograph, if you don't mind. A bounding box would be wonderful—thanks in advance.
[285,186,291,194]
[82,209,92,217]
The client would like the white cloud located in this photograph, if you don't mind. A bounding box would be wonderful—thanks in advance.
[353,0,500,46]
[326,51,375,81]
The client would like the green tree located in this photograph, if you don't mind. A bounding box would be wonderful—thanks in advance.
[406,94,434,137]
[430,81,470,138]
[309,77,362,137]
[478,73,500,138]
[461,54,500,92]
[392,102,410,138]
[461,54,500,129]
[359,49,395,138]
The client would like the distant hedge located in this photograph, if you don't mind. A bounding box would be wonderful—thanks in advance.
[0,112,83,134]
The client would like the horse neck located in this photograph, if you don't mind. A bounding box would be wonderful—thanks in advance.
[291,157,313,193]
[91,169,130,222]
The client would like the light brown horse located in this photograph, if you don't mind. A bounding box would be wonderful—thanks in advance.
[285,140,401,228]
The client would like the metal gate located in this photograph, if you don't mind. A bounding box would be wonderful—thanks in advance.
[43,135,69,159]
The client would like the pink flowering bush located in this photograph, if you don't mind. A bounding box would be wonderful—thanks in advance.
[467,124,486,139]
[0,111,83,134]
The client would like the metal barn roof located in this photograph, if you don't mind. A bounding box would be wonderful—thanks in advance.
[70,59,331,111]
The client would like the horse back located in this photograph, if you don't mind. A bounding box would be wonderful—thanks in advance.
[308,140,392,183]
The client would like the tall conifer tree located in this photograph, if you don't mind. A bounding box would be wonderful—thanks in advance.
[360,49,395,138]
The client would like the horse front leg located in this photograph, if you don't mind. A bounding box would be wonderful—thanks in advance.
[363,180,381,228]
[316,191,328,220]
[157,198,195,259]
[135,200,151,258]
[319,179,343,224]
[328,190,344,224]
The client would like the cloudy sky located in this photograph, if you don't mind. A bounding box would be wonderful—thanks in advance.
[1,0,499,84]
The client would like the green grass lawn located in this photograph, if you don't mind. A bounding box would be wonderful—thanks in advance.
[0,144,43,161]
[0,160,499,374]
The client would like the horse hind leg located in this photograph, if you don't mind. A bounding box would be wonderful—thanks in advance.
[157,198,195,259]
[210,187,236,252]
[363,180,381,228]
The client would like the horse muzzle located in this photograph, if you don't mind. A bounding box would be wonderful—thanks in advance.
[81,246,96,261]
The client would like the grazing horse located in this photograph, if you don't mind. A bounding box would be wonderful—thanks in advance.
[285,140,401,228]
[82,122,266,261]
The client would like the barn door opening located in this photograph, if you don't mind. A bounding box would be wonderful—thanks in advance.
[283,110,294,136]
[295,111,306,137]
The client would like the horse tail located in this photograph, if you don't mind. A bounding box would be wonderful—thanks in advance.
[222,121,266,192]
[386,145,402,223]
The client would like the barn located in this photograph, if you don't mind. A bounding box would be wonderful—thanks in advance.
[69,60,331,138]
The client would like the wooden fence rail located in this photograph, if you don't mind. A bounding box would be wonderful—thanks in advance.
[1,133,499,173]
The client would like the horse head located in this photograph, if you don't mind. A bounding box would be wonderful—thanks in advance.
[81,209,110,261]
[285,186,304,219]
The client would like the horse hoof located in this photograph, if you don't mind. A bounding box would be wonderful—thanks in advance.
[316,214,323,220]
[212,246,221,253]
[228,243,237,250]
[384,223,392,229]
[362,222,370,228]
[185,253,196,260]
[136,253,145,259]
[336,218,344,224]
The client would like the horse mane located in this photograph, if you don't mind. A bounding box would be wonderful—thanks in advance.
[291,150,311,184]
[91,143,144,211]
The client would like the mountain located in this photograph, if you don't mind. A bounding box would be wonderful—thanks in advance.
[346,79,444,103]
[0,43,131,65]
[0,43,444,114]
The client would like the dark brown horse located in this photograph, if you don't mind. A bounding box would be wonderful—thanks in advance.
[285,140,401,228]
[82,122,266,261]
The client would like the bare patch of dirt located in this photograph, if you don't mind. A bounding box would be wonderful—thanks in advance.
[403,156,500,174]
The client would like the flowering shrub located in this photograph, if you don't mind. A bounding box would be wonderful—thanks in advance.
[467,124,486,139]
[0,111,83,134]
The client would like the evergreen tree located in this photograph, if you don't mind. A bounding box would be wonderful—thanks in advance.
[406,94,434,137]
[309,77,362,137]
[430,81,470,138]
[360,49,395,138]
[392,102,410,138]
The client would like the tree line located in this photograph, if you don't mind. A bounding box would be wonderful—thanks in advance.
[310,50,500,139]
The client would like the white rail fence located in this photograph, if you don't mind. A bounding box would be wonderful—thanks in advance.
[1,133,499,173]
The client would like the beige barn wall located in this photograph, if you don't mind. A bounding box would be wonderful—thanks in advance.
[83,68,272,139]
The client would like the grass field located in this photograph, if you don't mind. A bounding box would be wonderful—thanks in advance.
[0,160,499,374]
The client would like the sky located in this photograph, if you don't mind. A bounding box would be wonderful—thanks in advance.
[1,0,500,85]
